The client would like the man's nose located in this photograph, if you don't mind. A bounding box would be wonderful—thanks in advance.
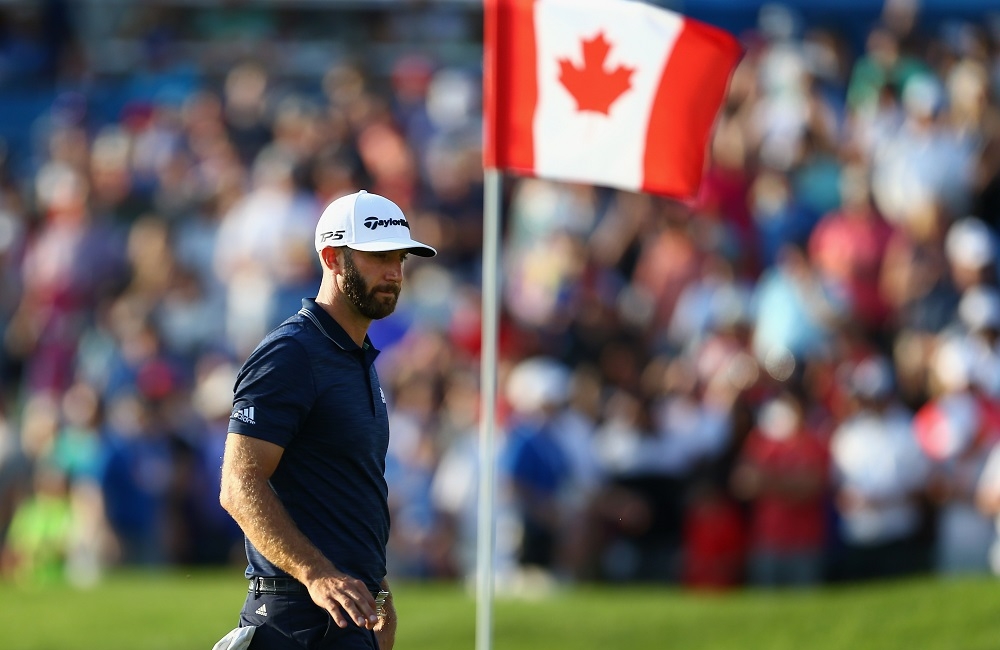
[385,260,403,282]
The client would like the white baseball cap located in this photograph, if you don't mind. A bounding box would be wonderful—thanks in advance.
[314,190,437,257]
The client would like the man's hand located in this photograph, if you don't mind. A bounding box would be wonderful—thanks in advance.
[304,570,379,630]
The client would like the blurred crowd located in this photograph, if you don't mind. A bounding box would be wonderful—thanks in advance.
[5,0,1000,593]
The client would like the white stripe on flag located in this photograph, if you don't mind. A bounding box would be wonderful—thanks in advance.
[531,0,683,190]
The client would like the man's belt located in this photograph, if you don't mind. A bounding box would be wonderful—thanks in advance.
[248,576,383,602]
[249,576,308,595]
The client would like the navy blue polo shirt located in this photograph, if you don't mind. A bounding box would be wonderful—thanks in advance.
[229,298,390,594]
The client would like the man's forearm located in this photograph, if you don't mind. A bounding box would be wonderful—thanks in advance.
[223,473,336,582]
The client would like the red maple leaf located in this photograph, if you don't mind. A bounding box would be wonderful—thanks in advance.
[558,32,635,115]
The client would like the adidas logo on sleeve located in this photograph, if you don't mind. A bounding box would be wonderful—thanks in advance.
[231,406,256,425]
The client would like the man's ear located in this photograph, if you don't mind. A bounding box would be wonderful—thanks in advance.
[320,247,342,272]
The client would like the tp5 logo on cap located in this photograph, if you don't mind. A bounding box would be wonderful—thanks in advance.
[318,230,345,243]
[314,190,436,257]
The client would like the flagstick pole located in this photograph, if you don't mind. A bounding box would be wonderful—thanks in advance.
[476,167,502,650]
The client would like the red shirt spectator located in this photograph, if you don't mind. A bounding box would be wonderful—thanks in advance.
[810,212,893,325]
[808,170,895,331]
[733,396,830,552]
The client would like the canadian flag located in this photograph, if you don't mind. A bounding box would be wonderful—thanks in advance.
[484,0,742,200]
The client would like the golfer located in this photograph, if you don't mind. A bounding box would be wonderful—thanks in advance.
[216,190,436,650]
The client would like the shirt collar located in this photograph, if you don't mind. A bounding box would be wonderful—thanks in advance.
[299,298,380,360]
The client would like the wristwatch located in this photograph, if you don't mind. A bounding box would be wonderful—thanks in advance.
[375,590,390,617]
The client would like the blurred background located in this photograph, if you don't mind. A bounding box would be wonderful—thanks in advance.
[4,0,1000,598]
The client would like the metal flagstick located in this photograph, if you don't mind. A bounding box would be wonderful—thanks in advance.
[476,167,502,650]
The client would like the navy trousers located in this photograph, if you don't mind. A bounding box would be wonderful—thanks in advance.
[240,592,379,650]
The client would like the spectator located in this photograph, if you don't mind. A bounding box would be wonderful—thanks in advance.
[501,357,575,584]
[0,463,72,584]
[592,387,675,582]
[222,62,273,167]
[6,163,125,393]
[808,163,895,334]
[828,356,932,582]
[593,355,730,584]
[384,372,440,579]
[956,286,1000,398]
[99,392,172,566]
[185,360,244,565]
[731,387,829,587]
[52,381,115,585]
[213,144,320,355]
[914,338,999,574]
[846,26,926,119]
[750,242,846,364]
[430,372,521,591]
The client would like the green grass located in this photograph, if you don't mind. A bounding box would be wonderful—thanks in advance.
[2,570,999,649]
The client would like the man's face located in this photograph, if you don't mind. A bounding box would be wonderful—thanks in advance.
[341,248,403,320]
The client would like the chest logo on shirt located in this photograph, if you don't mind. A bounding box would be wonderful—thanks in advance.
[231,405,256,425]
[379,388,387,404]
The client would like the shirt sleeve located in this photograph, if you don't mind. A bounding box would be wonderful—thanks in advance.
[229,334,315,448]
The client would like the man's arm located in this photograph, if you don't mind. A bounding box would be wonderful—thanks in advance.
[219,432,379,630]
[374,578,397,650]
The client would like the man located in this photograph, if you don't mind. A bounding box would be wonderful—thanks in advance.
[217,190,436,650]
[829,355,931,582]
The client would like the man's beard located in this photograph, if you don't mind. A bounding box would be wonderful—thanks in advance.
[342,250,400,320]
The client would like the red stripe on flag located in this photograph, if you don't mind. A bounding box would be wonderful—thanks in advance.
[484,0,537,172]
[642,19,742,199]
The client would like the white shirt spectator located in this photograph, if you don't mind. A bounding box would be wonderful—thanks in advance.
[831,405,931,544]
